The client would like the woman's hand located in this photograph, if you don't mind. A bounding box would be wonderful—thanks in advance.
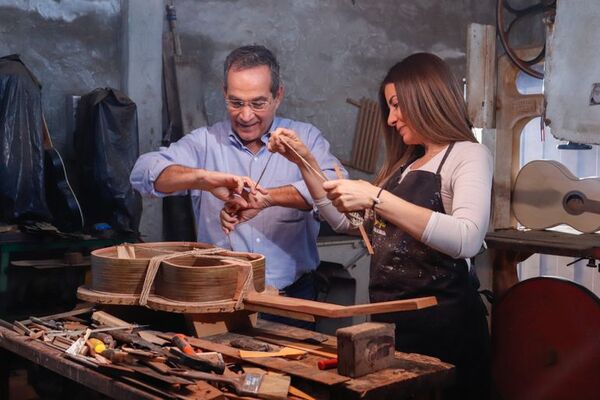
[268,128,313,166]
[323,179,380,212]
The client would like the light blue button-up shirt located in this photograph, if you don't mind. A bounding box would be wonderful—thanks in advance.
[130,117,346,289]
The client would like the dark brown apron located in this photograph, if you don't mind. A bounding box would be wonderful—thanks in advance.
[370,143,490,399]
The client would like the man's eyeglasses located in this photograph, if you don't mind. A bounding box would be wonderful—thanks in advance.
[225,98,272,112]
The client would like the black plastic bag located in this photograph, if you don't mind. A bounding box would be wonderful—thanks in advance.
[74,88,141,234]
[0,54,51,222]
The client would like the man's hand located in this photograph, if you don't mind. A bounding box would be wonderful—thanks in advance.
[220,186,271,233]
[199,171,256,203]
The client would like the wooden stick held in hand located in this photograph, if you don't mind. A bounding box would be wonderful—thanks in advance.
[333,165,374,255]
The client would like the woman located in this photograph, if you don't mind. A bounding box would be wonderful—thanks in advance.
[260,53,492,399]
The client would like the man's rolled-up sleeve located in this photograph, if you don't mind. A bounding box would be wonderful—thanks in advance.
[130,129,207,198]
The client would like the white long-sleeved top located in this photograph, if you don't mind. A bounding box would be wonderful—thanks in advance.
[316,141,493,259]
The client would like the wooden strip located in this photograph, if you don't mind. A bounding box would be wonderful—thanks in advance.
[17,305,94,326]
[182,336,350,386]
[492,49,544,230]
[467,23,497,129]
[289,385,317,400]
[358,225,374,255]
[91,311,131,328]
[239,347,306,359]
[333,165,374,255]
[77,286,140,306]
[486,229,600,258]
[254,336,337,358]
[244,293,437,319]
[362,97,377,171]
[355,98,369,170]
[243,304,316,322]
[366,100,382,172]
[359,98,376,171]
[253,321,335,345]
[346,97,365,170]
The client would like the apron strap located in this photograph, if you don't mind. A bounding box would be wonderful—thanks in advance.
[435,142,455,175]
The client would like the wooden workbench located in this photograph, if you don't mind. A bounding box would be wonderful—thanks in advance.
[486,228,600,299]
[0,318,454,399]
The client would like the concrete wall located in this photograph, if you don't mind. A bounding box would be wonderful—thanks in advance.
[175,0,496,179]
[0,0,498,239]
[0,0,121,158]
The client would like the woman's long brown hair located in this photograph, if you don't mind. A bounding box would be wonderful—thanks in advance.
[374,53,476,187]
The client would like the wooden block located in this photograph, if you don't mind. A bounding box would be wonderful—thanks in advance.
[336,322,395,378]
[185,311,257,337]
[91,311,131,328]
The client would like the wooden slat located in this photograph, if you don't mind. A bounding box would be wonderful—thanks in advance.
[486,229,600,258]
[365,100,382,171]
[357,98,370,170]
[492,48,544,230]
[243,304,316,322]
[361,98,377,170]
[244,293,437,318]
[253,336,337,358]
[467,23,497,129]
[345,97,382,173]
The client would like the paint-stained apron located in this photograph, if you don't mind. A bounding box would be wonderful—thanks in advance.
[370,143,490,399]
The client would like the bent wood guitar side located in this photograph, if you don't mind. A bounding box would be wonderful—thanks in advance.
[512,160,600,233]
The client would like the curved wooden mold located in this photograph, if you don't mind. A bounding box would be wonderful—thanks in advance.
[76,286,140,305]
[78,242,265,311]
[83,242,214,300]
[146,253,265,313]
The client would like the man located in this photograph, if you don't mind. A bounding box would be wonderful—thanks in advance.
[130,45,345,301]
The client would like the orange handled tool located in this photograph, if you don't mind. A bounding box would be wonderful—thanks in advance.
[171,333,196,356]
[317,358,338,370]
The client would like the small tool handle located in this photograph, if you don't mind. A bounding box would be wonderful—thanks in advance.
[317,358,338,370]
[172,334,196,356]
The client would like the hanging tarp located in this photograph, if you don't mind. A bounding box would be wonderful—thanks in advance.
[74,87,141,234]
[0,54,51,222]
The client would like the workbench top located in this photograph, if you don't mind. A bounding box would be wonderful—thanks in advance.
[0,318,454,400]
[486,228,600,258]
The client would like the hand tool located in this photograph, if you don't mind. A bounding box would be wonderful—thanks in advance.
[317,358,338,370]
[86,338,106,353]
[100,349,135,364]
[108,330,167,355]
[229,337,279,352]
[168,347,226,374]
[253,151,274,190]
[45,324,148,338]
[171,333,196,355]
[29,316,63,330]
[170,368,291,400]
